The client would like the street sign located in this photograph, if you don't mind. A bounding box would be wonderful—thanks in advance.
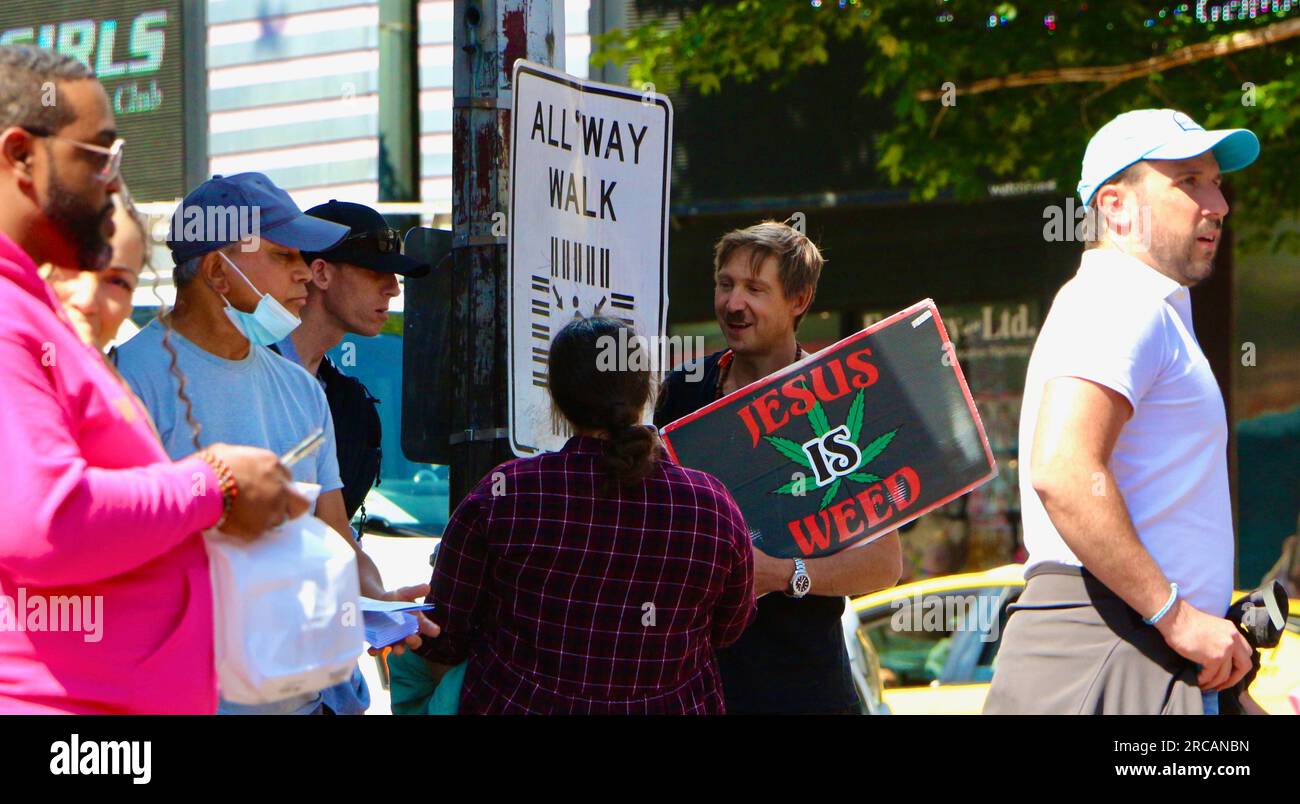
[507,60,673,457]
[660,300,998,559]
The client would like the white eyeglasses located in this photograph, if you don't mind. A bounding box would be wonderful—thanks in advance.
[23,127,125,183]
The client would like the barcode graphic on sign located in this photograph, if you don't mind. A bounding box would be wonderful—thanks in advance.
[550,236,611,288]
[611,292,635,326]
[532,346,549,388]
[532,275,552,321]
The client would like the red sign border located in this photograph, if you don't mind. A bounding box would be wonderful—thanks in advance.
[659,299,999,552]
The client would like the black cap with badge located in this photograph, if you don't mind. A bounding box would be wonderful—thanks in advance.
[301,200,431,278]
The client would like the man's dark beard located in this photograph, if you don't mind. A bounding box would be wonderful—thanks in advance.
[42,162,113,271]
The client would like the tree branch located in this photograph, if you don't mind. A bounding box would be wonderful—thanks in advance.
[916,17,1300,101]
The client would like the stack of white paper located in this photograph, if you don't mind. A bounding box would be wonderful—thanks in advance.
[359,597,435,649]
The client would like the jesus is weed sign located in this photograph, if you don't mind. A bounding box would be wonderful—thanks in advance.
[660,300,996,559]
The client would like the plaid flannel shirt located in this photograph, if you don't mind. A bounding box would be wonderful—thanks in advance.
[420,436,755,714]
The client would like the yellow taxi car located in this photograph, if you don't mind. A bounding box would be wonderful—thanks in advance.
[848,564,1300,715]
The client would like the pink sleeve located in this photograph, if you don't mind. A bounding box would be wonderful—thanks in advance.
[0,337,223,587]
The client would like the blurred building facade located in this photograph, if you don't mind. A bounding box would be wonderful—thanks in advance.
[205,0,591,210]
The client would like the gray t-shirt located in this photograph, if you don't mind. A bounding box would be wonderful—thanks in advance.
[116,319,342,493]
[116,318,347,715]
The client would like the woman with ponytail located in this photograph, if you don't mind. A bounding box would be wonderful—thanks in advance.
[417,316,755,714]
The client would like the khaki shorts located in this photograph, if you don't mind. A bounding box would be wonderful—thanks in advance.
[983,563,1203,715]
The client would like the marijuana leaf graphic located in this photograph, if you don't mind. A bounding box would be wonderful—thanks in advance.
[807,398,830,438]
[819,478,842,510]
[762,435,812,469]
[766,386,899,510]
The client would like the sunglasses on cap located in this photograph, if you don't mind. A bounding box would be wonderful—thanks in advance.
[22,126,125,183]
[338,227,403,254]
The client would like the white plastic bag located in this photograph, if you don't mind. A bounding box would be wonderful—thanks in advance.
[205,483,364,705]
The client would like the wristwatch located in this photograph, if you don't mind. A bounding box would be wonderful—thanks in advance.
[786,558,811,598]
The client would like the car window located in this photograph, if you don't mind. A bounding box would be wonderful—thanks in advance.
[937,586,1019,684]
[859,588,1007,688]
[329,320,449,536]
[971,586,1021,682]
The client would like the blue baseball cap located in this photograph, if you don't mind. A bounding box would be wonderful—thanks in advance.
[167,172,350,263]
[1077,109,1259,207]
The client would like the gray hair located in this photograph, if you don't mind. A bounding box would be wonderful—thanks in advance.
[0,45,93,132]
[173,255,204,287]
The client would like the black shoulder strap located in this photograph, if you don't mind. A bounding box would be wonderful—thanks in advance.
[654,351,725,428]
[316,355,383,525]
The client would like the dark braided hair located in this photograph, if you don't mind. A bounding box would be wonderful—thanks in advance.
[547,316,661,493]
[108,191,202,452]
[139,196,202,452]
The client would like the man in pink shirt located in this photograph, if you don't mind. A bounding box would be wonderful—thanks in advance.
[0,45,307,714]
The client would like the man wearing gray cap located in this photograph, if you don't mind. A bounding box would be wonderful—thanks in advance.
[116,173,435,714]
[984,109,1261,715]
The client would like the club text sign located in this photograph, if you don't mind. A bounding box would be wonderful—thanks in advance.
[0,0,188,201]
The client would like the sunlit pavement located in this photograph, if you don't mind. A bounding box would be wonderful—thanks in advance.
[356,533,440,716]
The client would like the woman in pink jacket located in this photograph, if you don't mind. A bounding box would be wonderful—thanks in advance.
[0,45,304,714]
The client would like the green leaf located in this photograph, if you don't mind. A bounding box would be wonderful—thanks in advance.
[846,390,865,443]
[764,435,812,469]
[696,72,722,95]
[818,477,842,511]
[588,3,1300,237]
[807,399,830,437]
[854,427,899,472]
[878,142,904,170]
[847,472,881,484]
[755,47,780,70]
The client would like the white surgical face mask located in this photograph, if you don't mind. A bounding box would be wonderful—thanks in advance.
[217,251,301,346]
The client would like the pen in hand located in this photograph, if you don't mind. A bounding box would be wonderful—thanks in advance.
[280,428,325,469]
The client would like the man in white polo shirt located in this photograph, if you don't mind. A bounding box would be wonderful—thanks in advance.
[984,109,1261,715]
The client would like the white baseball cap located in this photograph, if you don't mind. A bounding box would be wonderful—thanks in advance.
[1077,109,1259,206]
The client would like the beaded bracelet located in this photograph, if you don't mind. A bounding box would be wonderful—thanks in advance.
[197,450,239,529]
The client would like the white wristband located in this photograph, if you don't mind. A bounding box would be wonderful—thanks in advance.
[1145,582,1179,626]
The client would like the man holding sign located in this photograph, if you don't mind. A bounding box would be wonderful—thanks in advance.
[656,221,903,715]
